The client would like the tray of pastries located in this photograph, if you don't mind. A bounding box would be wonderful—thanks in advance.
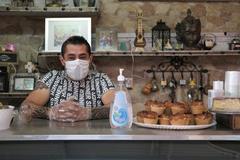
[134,100,216,130]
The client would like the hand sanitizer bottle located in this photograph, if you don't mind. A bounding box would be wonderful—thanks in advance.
[110,69,133,128]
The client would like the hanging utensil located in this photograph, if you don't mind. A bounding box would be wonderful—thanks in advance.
[160,71,167,89]
[142,81,152,95]
[179,71,186,86]
[168,72,177,103]
[203,73,212,95]
[188,72,196,88]
[187,72,197,102]
[151,66,159,92]
[169,71,177,89]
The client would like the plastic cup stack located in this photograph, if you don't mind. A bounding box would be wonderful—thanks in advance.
[225,71,240,97]
[208,81,224,110]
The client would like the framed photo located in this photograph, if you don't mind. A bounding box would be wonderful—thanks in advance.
[9,73,39,92]
[95,28,118,51]
[45,18,91,52]
[80,0,88,7]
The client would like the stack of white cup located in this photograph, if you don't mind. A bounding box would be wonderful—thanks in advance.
[208,81,224,109]
[225,71,240,97]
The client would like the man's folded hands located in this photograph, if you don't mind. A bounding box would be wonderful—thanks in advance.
[49,99,91,122]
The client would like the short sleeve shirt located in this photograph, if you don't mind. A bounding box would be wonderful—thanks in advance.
[41,70,115,108]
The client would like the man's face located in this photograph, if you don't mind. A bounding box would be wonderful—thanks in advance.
[60,44,92,66]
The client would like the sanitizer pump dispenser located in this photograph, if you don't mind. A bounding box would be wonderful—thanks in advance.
[110,69,133,128]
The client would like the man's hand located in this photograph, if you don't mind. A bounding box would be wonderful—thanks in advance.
[48,99,91,122]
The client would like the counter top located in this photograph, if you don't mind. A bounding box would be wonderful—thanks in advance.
[0,119,240,141]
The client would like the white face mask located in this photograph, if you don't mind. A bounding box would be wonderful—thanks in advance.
[65,59,90,81]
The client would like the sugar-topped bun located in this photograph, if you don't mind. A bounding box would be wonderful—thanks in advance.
[137,110,158,124]
[170,114,189,125]
[150,102,166,116]
[158,114,170,125]
[144,100,155,111]
[171,102,187,115]
[191,101,207,115]
[195,113,213,125]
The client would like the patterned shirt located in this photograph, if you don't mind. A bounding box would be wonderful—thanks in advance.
[41,70,115,108]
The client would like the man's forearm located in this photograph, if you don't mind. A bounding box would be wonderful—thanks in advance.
[20,100,50,120]
[91,107,110,120]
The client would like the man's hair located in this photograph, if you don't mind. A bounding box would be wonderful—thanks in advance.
[61,36,91,56]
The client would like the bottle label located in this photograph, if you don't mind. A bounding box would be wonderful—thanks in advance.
[111,90,130,127]
[112,105,128,127]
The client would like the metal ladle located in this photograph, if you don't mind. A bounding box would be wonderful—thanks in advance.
[151,66,159,92]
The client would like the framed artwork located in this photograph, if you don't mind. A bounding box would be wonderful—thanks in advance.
[9,73,39,92]
[80,0,89,7]
[95,28,118,51]
[45,17,91,52]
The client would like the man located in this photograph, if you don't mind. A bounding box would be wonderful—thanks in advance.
[20,36,115,122]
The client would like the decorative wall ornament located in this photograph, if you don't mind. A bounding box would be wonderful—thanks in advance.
[152,19,171,51]
[175,9,201,49]
[134,10,146,52]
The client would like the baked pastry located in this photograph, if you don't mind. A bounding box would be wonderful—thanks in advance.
[137,110,158,124]
[163,101,174,115]
[212,97,240,113]
[164,101,174,108]
[195,113,213,125]
[170,114,188,125]
[185,114,195,125]
[144,100,155,111]
[158,115,170,125]
[191,101,207,115]
[171,102,187,115]
[150,102,166,115]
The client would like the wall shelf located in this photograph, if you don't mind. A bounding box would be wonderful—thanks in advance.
[0,92,28,98]
[0,6,100,17]
[38,50,240,57]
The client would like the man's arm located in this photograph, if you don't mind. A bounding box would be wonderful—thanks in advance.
[21,100,50,119]
[90,89,115,120]
[91,107,110,120]
[20,81,51,120]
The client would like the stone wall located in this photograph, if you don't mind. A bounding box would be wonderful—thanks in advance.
[99,0,240,32]
[0,0,239,111]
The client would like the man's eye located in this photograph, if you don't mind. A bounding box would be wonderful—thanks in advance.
[68,57,76,61]
[79,57,87,60]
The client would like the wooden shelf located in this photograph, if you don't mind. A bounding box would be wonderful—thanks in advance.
[0,92,28,98]
[0,6,100,17]
[38,50,240,57]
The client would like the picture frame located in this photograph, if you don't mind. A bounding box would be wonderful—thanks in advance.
[80,0,89,7]
[45,17,91,52]
[95,28,118,51]
[9,73,39,92]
